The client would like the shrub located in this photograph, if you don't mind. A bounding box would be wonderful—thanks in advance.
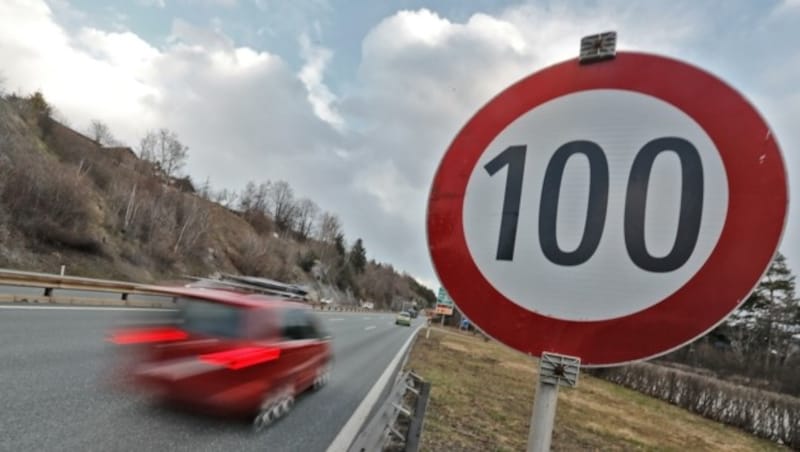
[0,152,97,253]
[241,209,274,236]
[30,220,103,254]
[593,362,800,448]
[230,233,270,276]
[229,233,294,281]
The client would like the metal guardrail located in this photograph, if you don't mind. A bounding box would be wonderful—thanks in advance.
[0,268,390,312]
[348,370,431,452]
[0,269,153,294]
[0,269,175,308]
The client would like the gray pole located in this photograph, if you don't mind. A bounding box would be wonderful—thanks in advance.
[527,380,559,452]
[526,353,581,452]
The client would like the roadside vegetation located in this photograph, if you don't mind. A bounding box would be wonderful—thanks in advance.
[0,91,434,309]
[424,254,800,449]
[406,328,786,451]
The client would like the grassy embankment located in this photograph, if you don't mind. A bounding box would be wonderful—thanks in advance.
[406,328,784,452]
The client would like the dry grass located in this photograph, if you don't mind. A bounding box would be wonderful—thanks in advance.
[405,328,785,452]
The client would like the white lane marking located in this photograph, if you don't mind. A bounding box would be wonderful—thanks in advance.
[328,318,344,321]
[364,325,376,331]
[327,324,423,452]
[0,305,172,312]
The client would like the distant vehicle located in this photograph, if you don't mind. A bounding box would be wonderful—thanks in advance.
[395,311,412,326]
[109,287,332,431]
[408,308,418,319]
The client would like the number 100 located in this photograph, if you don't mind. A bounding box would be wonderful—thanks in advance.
[484,138,704,273]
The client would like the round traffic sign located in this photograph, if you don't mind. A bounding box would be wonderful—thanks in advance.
[427,52,788,366]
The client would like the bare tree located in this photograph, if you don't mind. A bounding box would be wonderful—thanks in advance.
[138,131,157,162]
[238,181,256,211]
[138,128,189,178]
[237,181,274,234]
[268,180,298,232]
[312,211,344,280]
[173,197,210,255]
[238,181,271,213]
[315,211,342,244]
[123,183,138,232]
[295,198,319,240]
[253,182,270,213]
[87,120,118,146]
[198,177,212,200]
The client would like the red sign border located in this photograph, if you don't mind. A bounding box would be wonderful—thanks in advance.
[426,52,788,366]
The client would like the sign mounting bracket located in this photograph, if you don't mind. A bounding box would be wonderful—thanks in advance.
[579,31,617,64]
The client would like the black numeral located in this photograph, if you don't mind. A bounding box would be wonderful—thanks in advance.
[484,145,527,261]
[624,137,704,272]
[539,141,609,266]
[486,137,704,272]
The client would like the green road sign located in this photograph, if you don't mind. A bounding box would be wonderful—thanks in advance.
[437,287,454,306]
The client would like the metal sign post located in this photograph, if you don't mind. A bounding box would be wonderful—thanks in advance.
[527,353,580,452]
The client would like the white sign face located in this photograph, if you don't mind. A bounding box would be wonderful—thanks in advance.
[462,89,729,321]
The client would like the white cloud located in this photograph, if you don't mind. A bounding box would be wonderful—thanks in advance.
[298,33,344,130]
[0,0,159,135]
[77,28,159,72]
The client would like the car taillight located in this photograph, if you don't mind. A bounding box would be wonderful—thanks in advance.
[110,327,189,344]
[199,346,281,370]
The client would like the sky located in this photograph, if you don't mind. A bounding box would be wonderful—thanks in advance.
[0,0,797,290]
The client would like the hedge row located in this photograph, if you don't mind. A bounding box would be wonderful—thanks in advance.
[591,362,800,448]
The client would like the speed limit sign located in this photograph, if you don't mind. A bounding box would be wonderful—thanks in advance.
[427,52,788,366]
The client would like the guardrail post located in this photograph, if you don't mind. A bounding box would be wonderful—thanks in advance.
[44,287,53,298]
[404,380,431,452]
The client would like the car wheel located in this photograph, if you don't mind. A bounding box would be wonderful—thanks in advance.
[253,387,294,432]
[313,362,332,390]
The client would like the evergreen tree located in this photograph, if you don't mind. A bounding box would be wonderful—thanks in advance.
[333,233,346,257]
[349,238,366,274]
[727,252,798,369]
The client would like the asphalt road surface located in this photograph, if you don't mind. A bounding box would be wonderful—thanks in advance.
[0,305,420,452]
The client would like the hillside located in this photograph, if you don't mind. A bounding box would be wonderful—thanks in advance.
[0,92,434,309]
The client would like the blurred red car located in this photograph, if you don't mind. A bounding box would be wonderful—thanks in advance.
[109,287,332,430]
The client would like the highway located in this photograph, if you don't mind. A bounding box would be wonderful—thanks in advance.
[0,305,420,452]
